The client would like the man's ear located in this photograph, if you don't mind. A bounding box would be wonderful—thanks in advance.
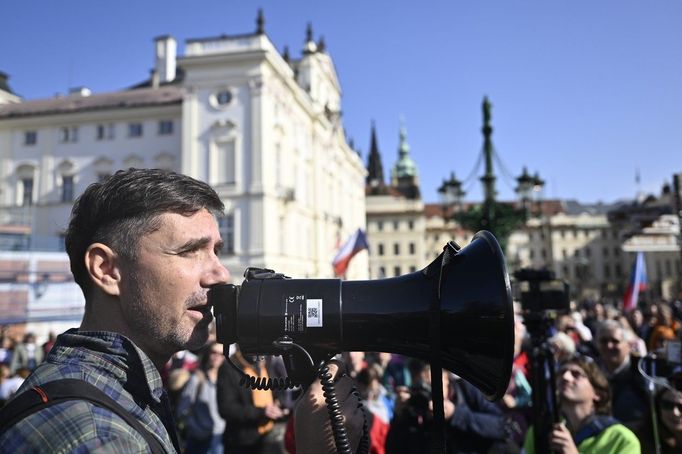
[85,243,121,296]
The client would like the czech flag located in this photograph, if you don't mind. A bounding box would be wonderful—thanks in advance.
[623,251,648,312]
[332,228,369,277]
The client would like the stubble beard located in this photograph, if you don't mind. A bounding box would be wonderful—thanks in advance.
[124,271,210,358]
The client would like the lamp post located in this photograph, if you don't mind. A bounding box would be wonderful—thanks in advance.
[516,167,545,218]
[438,172,465,216]
[516,166,534,217]
[440,97,546,257]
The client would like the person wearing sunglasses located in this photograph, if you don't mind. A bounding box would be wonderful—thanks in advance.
[634,385,682,454]
[523,355,640,454]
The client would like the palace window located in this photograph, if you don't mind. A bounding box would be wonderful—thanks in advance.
[128,123,143,138]
[158,120,174,135]
[61,175,74,202]
[96,124,115,140]
[24,131,37,145]
[218,214,235,255]
[21,177,33,206]
[59,126,78,143]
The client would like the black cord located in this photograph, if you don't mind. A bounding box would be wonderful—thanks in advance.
[229,346,370,453]
[226,354,298,391]
[318,362,352,453]
[318,362,370,454]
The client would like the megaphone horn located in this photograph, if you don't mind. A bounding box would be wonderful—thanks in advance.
[211,230,514,401]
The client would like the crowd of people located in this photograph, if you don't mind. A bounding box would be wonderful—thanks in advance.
[0,169,681,453]
[3,297,681,453]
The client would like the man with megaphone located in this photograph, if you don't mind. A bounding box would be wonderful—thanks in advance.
[210,211,516,452]
[0,169,364,454]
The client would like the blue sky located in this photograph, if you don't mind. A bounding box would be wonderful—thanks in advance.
[2,1,681,204]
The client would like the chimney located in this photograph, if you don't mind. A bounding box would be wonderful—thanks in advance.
[154,35,177,84]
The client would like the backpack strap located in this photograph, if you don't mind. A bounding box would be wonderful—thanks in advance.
[0,378,167,454]
[573,415,619,446]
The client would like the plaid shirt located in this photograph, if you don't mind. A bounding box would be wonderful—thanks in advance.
[0,329,179,453]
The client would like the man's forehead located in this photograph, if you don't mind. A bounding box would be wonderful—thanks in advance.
[153,210,220,238]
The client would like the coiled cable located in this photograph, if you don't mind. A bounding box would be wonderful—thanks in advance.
[318,362,370,454]
[228,342,370,453]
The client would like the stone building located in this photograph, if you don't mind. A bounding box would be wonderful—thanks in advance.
[0,12,368,334]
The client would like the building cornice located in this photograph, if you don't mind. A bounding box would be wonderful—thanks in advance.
[0,103,181,129]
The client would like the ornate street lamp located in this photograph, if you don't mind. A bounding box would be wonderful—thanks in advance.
[440,97,545,253]
[438,172,465,215]
[532,172,545,203]
[515,166,534,216]
[516,167,545,218]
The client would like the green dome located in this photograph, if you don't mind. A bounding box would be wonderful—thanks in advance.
[393,122,418,178]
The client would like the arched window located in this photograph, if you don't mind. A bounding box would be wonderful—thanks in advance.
[16,164,36,206]
[57,160,76,203]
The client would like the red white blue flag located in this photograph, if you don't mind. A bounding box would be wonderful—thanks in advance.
[332,229,369,277]
[623,251,648,312]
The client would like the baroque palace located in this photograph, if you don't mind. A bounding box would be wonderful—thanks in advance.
[0,13,367,336]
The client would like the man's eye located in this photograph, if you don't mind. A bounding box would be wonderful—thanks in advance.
[178,249,197,257]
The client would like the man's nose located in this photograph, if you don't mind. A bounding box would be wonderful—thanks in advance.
[204,256,231,286]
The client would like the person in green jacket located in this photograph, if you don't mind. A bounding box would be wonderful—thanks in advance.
[523,355,640,453]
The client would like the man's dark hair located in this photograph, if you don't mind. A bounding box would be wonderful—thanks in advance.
[65,168,224,297]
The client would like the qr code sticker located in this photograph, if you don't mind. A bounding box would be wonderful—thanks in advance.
[306,299,323,327]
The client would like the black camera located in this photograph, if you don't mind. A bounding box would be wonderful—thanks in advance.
[513,268,570,313]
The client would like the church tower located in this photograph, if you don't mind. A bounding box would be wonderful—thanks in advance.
[391,119,420,199]
[366,121,388,194]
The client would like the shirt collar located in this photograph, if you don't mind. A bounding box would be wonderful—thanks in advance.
[52,328,165,402]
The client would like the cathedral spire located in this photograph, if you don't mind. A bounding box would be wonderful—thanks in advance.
[366,121,385,189]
